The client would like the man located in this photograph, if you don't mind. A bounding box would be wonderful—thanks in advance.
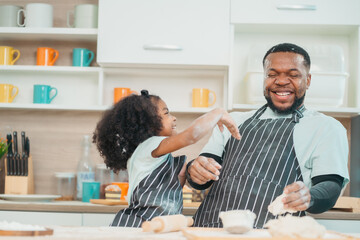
[186,43,349,228]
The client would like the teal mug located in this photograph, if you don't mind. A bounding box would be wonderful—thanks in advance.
[33,84,57,104]
[82,181,100,202]
[72,48,94,67]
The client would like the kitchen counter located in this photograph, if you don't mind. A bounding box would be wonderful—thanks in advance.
[0,200,359,220]
[0,226,359,240]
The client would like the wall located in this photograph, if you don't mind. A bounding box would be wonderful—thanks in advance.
[0,109,351,195]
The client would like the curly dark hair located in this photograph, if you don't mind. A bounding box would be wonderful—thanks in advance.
[93,90,163,172]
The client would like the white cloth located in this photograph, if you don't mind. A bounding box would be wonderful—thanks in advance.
[127,136,168,201]
[201,107,350,189]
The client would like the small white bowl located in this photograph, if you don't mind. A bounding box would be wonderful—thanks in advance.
[219,210,256,234]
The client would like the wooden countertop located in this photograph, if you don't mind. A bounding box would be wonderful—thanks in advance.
[0,200,359,220]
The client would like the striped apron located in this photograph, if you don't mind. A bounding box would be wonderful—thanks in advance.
[193,104,306,228]
[111,154,186,227]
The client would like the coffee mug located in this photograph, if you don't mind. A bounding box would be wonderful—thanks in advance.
[17,3,53,28]
[111,182,129,200]
[114,88,137,104]
[72,48,94,67]
[67,4,98,28]
[0,5,23,27]
[33,84,58,104]
[37,47,59,66]
[82,181,100,202]
[0,46,20,65]
[0,84,19,103]
[192,88,216,107]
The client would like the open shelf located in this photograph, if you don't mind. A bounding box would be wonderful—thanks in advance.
[0,27,98,41]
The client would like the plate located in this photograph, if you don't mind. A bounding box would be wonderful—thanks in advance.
[0,194,61,202]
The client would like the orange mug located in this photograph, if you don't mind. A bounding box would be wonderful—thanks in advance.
[114,88,137,104]
[192,88,216,108]
[37,47,59,66]
[111,182,129,200]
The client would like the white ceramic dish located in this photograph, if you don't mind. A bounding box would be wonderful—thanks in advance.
[0,194,61,202]
[219,210,256,234]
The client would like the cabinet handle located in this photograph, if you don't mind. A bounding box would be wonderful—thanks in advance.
[143,44,183,51]
[276,4,317,11]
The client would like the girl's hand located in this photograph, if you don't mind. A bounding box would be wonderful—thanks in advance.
[217,111,241,140]
[178,161,187,187]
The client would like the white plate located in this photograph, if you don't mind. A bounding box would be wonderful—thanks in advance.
[0,194,61,202]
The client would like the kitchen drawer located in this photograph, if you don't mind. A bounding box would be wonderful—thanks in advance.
[97,0,230,68]
[231,0,360,25]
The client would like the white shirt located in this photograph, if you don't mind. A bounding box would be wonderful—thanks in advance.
[127,136,168,201]
[201,107,350,189]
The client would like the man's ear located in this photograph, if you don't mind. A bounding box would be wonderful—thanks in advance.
[306,74,311,89]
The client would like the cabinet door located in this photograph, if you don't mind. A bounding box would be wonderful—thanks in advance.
[97,0,230,67]
[231,0,360,25]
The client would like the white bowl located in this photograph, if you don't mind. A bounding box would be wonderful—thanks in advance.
[219,210,256,234]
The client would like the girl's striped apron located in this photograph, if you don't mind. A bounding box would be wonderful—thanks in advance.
[111,154,186,227]
[193,104,306,228]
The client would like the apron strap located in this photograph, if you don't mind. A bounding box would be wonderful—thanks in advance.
[292,105,306,123]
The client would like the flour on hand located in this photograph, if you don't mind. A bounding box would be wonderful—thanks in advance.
[268,193,297,215]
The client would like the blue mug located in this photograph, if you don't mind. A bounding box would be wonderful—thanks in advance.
[33,84,58,104]
[82,181,100,202]
[72,48,94,67]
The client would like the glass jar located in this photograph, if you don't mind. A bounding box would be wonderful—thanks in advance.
[55,172,76,201]
[95,164,129,199]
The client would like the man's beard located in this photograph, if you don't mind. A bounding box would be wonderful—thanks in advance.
[265,93,305,114]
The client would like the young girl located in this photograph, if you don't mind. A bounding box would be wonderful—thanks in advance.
[93,90,240,227]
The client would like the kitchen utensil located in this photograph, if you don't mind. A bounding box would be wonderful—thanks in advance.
[6,134,12,176]
[142,214,193,233]
[90,199,128,206]
[0,46,20,65]
[21,132,25,176]
[12,131,19,176]
[17,3,53,28]
[0,228,53,236]
[36,47,58,66]
[24,137,29,176]
[55,172,76,201]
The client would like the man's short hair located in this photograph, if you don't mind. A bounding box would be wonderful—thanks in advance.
[262,43,311,70]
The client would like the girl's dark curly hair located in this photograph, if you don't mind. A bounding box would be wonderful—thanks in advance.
[93,90,163,172]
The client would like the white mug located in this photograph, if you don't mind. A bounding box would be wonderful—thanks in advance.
[17,3,53,28]
[0,5,23,27]
[67,4,98,28]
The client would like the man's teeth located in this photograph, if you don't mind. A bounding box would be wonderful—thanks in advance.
[275,92,290,96]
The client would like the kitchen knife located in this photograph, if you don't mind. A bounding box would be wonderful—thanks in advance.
[6,134,12,176]
[13,131,19,176]
[24,137,29,176]
[21,131,26,176]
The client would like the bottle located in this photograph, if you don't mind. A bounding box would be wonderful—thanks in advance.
[76,135,95,200]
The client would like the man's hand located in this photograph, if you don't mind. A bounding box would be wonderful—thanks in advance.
[283,181,311,211]
[188,156,221,185]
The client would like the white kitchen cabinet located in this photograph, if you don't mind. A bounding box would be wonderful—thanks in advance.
[0,210,82,226]
[231,0,360,25]
[82,213,115,226]
[97,0,230,68]
[228,0,360,117]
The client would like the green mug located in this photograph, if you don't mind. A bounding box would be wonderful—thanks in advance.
[33,84,57,104]
[82,181,100,202]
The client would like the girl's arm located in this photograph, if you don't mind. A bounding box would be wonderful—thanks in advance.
[152,108,240,158]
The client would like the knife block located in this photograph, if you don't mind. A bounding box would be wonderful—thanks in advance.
[4,156,34,194]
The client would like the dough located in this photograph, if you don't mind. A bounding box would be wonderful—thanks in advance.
[268,193,297,215]
[264,215,326,238]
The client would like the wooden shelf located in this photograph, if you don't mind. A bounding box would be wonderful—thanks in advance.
[0,65,102,73]
[0,27,98,41]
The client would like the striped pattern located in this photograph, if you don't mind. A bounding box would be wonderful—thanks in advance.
[193,105,305,229]
[111,155,186,227]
